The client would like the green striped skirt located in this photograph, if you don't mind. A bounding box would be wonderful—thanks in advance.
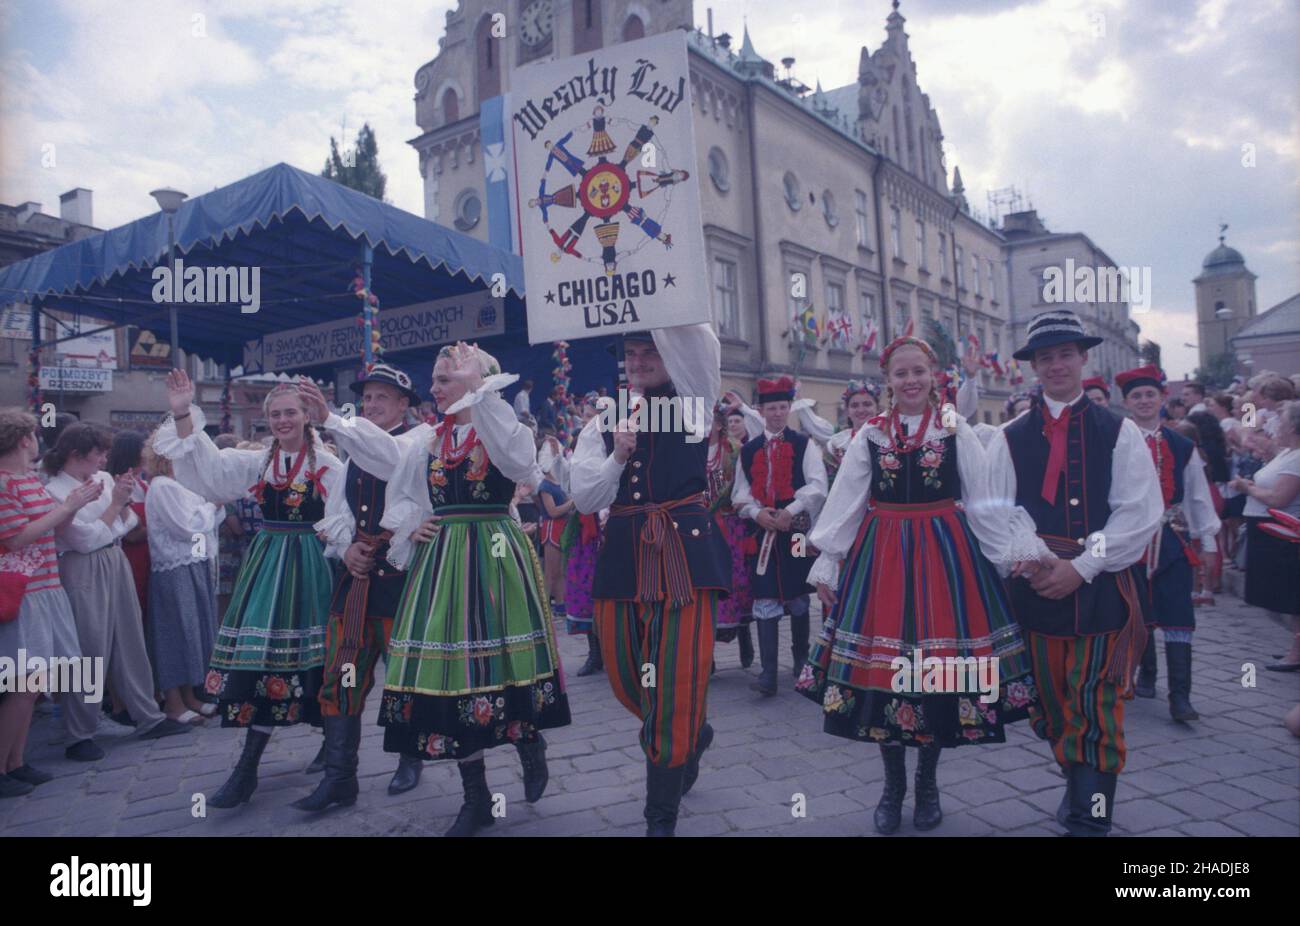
[379,505,571,760]
[202,521,331,727]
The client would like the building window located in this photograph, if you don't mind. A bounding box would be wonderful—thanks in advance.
[972,255,981,296]
[890,206,902,260]
[475,14,501,105]
[955,245,965,289]
[708,147,730,192]
[854,190,870,247]
[713,257,740,338]
[916,219,927,270]
[895,301,911,338]
[987,259,996,301]
[622,14,645,41]
[574,0,602,53]
[859,291,878,352]
[826,280,844,314]
[453,189,482,231]
[938,232,948,278]
[822,190,838,228]
[441,88,459,124]
[783,173,802,211]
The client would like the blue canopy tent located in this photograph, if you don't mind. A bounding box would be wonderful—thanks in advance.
[0,162,617,408]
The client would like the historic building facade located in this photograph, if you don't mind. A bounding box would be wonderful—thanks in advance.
[410,1,1136,422]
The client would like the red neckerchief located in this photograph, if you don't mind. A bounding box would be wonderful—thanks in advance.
[889,405,933,454]
[1146,429,1176,508]
[1040,400,1071,504]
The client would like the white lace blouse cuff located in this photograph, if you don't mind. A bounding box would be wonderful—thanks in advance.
[444,373,519,415]
[807,552,841,590]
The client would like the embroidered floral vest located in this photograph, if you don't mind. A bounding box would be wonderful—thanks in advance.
[424,435,515,509]
[867,432,960,504]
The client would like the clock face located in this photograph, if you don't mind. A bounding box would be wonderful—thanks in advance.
[519,0,554,48]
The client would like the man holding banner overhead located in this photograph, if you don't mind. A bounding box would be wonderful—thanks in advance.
[570,324,732,837]
[511,29,726,836]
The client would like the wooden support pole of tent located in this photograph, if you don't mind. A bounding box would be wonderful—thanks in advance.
[360,243,374,370]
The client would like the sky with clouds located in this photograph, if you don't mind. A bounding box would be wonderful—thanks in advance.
[1,0,1295,379]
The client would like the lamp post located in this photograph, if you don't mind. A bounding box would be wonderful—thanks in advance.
[150,187,188,368]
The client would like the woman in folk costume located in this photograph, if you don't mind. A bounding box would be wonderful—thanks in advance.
[708,400,754,669]
[563,392,605,676]
[822,381,881,485]
[796,336,1038,835]
[378,343,570,837]
[156,370,347,808]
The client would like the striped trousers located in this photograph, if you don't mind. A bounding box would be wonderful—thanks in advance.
[1027,630,1127,774]
[318,616,392,718]
[594,592,717,768]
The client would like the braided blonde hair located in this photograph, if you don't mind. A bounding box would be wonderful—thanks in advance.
[260,383,317,484]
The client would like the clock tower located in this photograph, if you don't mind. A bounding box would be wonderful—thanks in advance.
[1192,225,1257,371]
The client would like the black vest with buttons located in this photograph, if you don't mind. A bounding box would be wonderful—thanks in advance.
[593,381,732,601]
[328,422,410,620]
[1003,395,1146,636]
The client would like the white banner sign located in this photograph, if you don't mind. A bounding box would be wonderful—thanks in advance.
[1,306,33,340]
[508,30,709,343]
[243,292,505,373]
[52,315,118,370]
[40,365,113,393]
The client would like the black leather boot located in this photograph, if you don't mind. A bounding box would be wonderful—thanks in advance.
[737,624,755,668]
[305,737,327,774]
[210,728,271,809]
[913,743,944,830]
[644,761,686,837]
[445,757,495,837]
[1064,763,1117,836]
[291,715,360,811]
[1165,641,1199,722]
[750,619,779,696]
[789,610,810,681]
[681,722,714,796]
[576,633,603,677]
[515,733,549,803]
[1134,634,1157,698]
[387,754,423,796]
[874,744,907,834]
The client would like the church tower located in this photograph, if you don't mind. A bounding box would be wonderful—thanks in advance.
[1193,226,1257,370]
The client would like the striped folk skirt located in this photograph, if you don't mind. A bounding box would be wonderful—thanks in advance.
[202,522,331,727]
[796,499,1038,748]
[378,506,571,760]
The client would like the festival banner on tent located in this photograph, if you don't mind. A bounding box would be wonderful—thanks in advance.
[508,30,709,344]
[243,292,505,373]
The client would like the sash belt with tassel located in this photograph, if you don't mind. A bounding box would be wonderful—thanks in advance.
[610,493,705,608]
[329,528,392,675]
[1039,533,1147,695]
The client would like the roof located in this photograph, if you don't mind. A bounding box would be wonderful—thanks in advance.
[1232,292,1300,343]
[0,162,524,366]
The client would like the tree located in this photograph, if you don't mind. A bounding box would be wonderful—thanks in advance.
[1192,350,1238,390]
[1139,338,1162,371]
[925,316,958,371]
[322,123,387,201]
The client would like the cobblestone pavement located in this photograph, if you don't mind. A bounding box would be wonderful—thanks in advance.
[3,589,1297,837]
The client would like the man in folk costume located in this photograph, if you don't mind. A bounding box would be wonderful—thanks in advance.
[731,375,828,695]
[1117,364,1221,723]
[570,325,732,837]
[1083,376,1111,407]
[985,309,1163,836]
[289,365,434,810]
